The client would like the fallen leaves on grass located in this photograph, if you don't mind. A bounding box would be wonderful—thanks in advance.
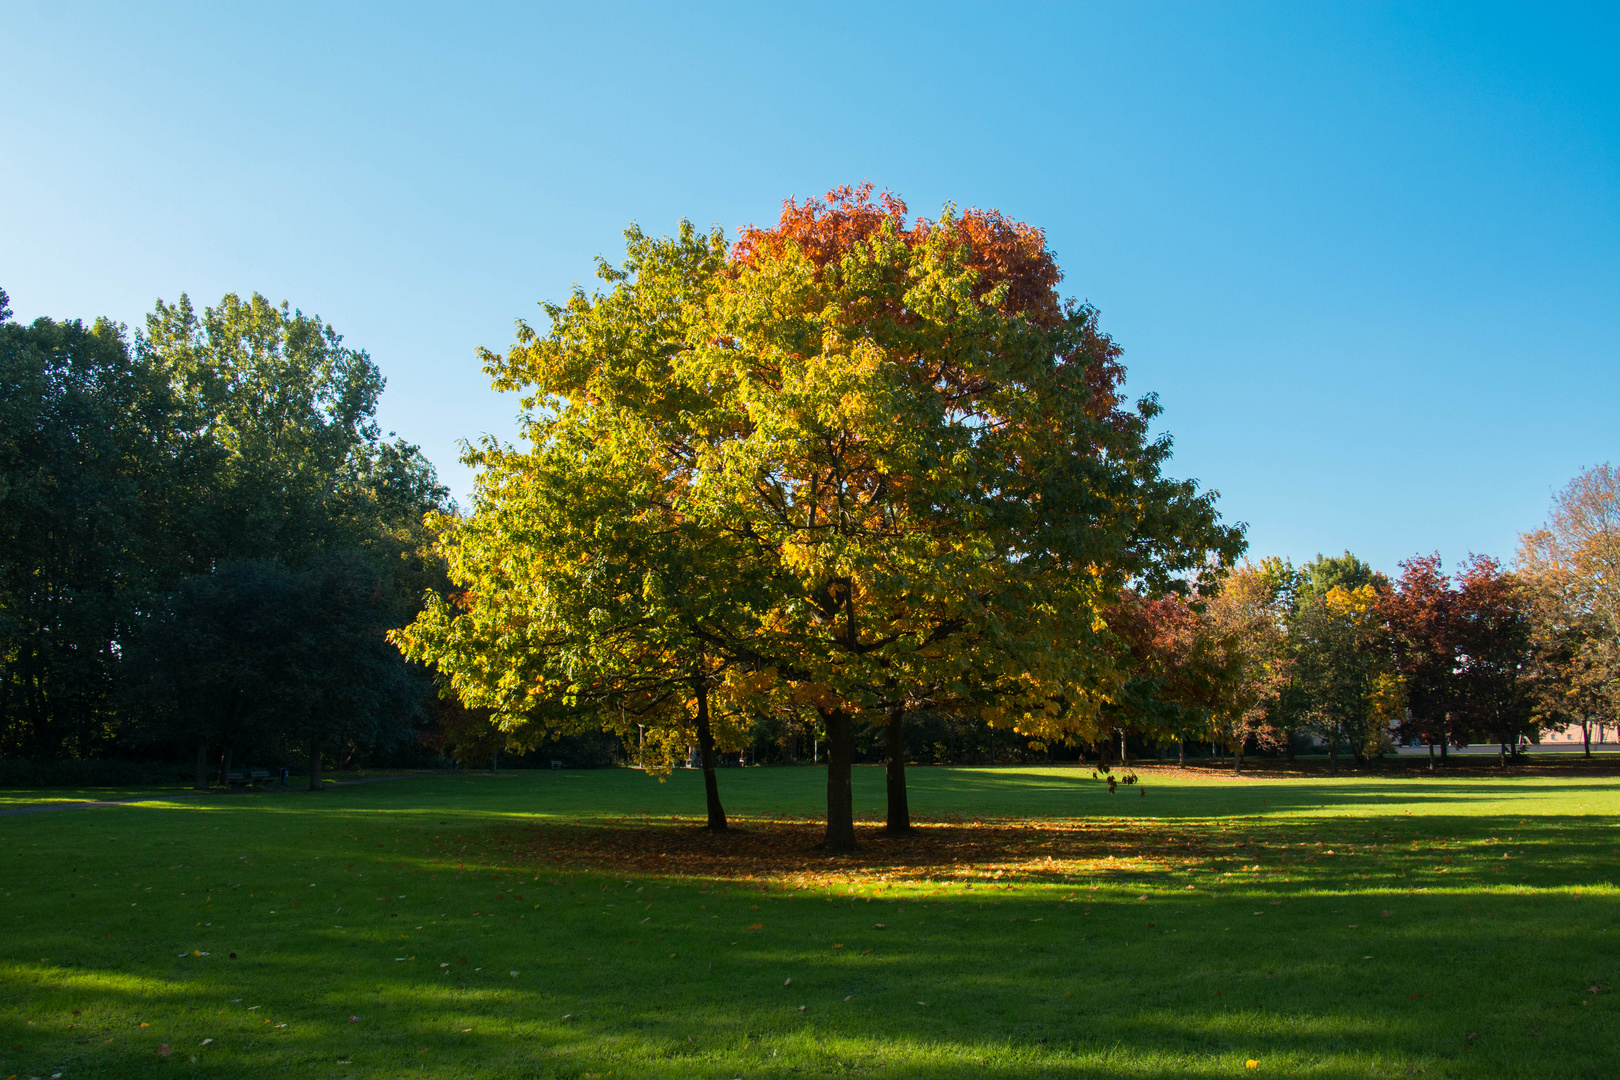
[497,818,1239,884]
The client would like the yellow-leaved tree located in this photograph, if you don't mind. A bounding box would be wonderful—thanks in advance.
[396,186,1244,849]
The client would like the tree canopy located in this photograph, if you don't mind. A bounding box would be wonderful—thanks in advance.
[397,186,1245,848]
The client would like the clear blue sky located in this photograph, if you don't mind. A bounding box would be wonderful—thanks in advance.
[3,2,1615,576]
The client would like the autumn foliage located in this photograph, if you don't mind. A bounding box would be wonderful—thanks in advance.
[397,182,1243,849]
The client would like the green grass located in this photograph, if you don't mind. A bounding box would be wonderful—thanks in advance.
[2,765,1617,1078]
[0,788,200,809]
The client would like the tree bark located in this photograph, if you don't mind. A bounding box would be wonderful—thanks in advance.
[693,680,727,831]
[1231,740,1244,775]
[1178,739,1185,766]
[884,704,910,834]
[1583,717,1592,757]
[1328,730,1339,775]
[822,707,856,851]
[195,738,211,791]
[217,745,233,787]
[309,736,323,790]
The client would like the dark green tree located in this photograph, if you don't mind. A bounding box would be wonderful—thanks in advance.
[120,560,301,788]
[0,291,211,758]
[284,551,432,788]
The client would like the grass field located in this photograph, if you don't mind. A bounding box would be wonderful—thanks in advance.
[2,765,1617,1079]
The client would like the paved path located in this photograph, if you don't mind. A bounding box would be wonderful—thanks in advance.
[0,774,418,816]
[1393,743,1620,756]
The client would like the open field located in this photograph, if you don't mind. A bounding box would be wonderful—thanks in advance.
[2,765,1617,1078]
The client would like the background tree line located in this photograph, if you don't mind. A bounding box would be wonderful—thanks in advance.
[0,287,452,785]
[1106,463,1619,772]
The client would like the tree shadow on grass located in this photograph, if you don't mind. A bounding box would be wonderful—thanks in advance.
[490,812,1620,892]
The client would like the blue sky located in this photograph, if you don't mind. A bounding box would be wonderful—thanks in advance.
[3,1,1615,575]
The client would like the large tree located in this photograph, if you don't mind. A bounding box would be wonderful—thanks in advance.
[1519,464,1619,749]
[120,560,301,788]
[1291,582,1404,770]
[394,225,766,828]
[1201,564,1293,772]
[683,186,1243,847]
[0,292,211,758]
[137,292,392,561]
[1380,554,1464,764]
[1452,556,1536,763]
[399,187,1241,850]
[3,284,448,768]
[123,553,428,788]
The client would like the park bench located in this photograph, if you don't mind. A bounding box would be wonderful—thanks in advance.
[225,769,273,788]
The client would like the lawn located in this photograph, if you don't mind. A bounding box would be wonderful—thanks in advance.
[1,765,1617,1079]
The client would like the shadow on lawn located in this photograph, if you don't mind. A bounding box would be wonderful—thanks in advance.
[8,857,1613,1080]
[4,808,1616,1079]
[492,812,1620,890]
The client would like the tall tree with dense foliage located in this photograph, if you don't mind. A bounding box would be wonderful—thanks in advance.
[1291,581,1403,769]
[1110,564,1290,773]
[1380,554,1463,764]
[1452,556,1536,763]
[1200,564,1294,772]
[1519,464,1619,750]
[2,285,449,767]
[120,560,301,788]
[0,291,210,758]
[137,293,391,560]
[673,186,1243,847]
[393,225,764,828]
[398,187,1242,850]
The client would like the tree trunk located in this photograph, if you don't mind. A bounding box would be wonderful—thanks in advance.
[1119,729,1128,766]
[885,705,910,834]
[217,745,233,787]
[1178,739,1185,766]
[194,738,211,791]
[822,707,856,851]
[693,680,727,831]
[1429,741,1435,772]
[1328,732,1339,775]
[1499,741,1507,768]
[309,736,323,790]
[1232,740,1244,775]
[1583,717,1592,757]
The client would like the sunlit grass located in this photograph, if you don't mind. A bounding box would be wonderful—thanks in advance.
[1,766,1617,1078]
[0,787,197,808]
